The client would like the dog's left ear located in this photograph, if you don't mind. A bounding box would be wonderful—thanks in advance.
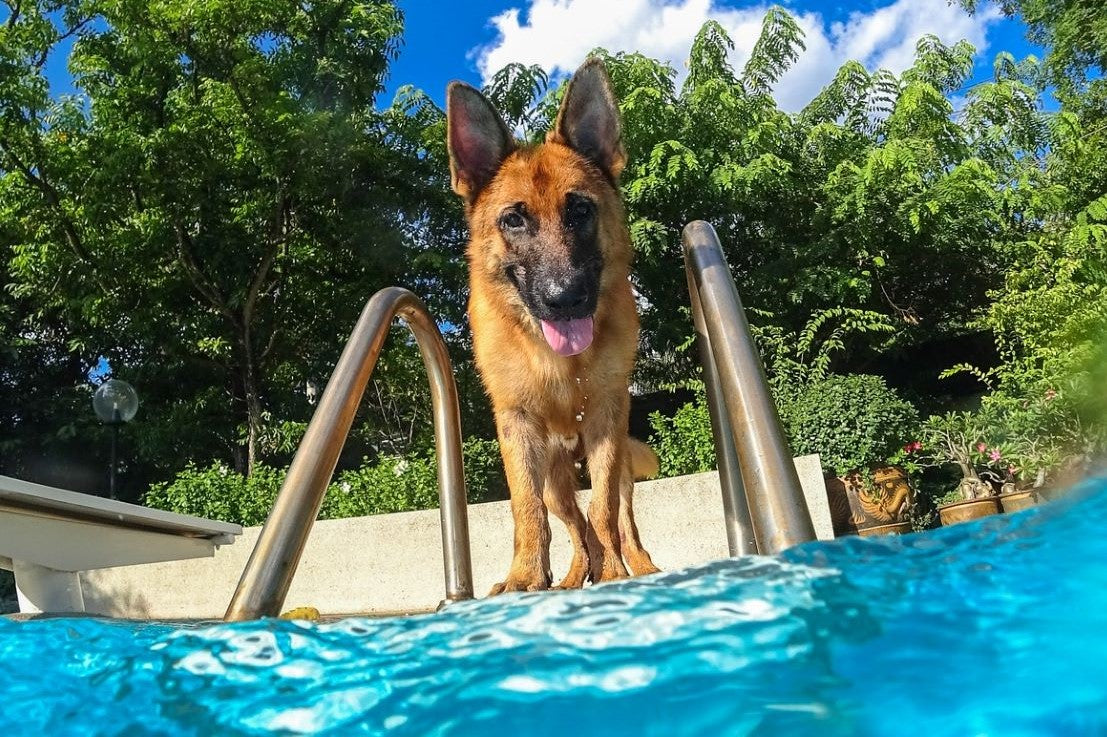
[548,58,626,180]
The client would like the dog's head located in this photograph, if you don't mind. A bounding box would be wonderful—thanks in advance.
[447,59,627,357]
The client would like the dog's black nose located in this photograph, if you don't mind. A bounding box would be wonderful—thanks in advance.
[538,275,590,316]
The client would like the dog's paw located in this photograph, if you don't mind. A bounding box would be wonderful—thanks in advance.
[589,555,629,584]
[551,552,589,590]
[551,569,588,590]
[551,574,587,590]
[488,570,551,595]
[594,569,629,584]
[625,550,662,577]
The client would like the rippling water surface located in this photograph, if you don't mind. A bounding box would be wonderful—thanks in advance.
[3,480,1107,736]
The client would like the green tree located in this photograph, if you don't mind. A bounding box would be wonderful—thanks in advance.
[0,0,459,476]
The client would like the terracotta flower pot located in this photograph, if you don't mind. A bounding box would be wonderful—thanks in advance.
[998,490,1037,513]
[857,521,913,537]
[938,497,1002,526]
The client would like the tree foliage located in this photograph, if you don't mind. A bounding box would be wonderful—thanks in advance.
[0,0,464,482]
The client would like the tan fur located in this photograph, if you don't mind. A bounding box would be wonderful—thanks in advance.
[448,61,660,594]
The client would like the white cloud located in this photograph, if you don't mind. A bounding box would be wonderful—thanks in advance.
[472,0,1003,110]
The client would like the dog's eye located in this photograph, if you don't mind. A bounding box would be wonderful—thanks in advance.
[566,198,594,228]
[500,211,526,230]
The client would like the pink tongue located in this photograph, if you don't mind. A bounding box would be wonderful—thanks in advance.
[540,317,594,357]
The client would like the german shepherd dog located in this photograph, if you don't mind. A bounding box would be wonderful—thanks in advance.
[447,59,660,594]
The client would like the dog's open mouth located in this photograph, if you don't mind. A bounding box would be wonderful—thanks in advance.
[540,317,594,357]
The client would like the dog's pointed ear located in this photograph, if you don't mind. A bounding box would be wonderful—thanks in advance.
[547,58,626,180]
[447,82,515,201]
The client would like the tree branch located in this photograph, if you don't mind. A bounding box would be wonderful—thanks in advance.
[243,192,290,327]
[258,327,281,362]
[5,0,21,29]
[174,223,238,324]
[0,135,94,265]
[53,16,93,45]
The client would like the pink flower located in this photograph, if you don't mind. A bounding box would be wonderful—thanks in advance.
[1008,465,1019,475]
[903,440,922,454]
[976,442,987,453]
[989,449,1002,462]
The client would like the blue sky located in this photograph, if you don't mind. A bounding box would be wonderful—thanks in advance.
[383,0,1041,110]
[37,0,1041,112]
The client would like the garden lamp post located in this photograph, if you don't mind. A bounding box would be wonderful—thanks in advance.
[93,379,139,500]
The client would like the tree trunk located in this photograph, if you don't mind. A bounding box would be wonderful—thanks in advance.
[243,346,262,477]
[236,326,263,477]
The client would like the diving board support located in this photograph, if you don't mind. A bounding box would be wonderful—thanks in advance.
[12,561,84,615]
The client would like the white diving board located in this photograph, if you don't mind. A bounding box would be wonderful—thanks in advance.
[0,474,242,615]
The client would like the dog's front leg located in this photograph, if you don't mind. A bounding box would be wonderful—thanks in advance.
[544,447,590,589]
[583,402,631,584]
[618,457,661,576]
[490,408,553,595]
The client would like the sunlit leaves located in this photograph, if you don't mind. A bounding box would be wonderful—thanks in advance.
[741,6,804,96]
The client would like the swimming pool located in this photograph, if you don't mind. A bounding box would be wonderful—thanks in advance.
[3,479,1106,736]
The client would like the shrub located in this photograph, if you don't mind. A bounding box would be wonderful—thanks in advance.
[649,383,800,478]
[648,374,918,480]
[144,462,285,527]
[320,455,439,519]
[786,374,920,478]
[459,438,510,503]
[648,387,717,478]
[145,439,509,526]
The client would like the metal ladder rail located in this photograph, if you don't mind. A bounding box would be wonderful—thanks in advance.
[224,287,473,621]
[682,221,817,555]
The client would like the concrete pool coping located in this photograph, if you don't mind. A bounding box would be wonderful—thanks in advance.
[45,459,829,620]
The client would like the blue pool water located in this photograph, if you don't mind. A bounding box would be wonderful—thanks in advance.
[3,480,1107,736]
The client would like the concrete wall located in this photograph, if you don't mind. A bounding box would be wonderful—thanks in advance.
[81,456,826,619]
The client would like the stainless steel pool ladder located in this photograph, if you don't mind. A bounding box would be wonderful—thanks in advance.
[225,287,473,621]
[224,221,814,621]
[682,221,816,555]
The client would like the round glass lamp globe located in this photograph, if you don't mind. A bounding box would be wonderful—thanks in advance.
[93,379,139,424]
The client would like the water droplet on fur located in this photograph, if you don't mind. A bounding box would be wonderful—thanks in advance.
[574,461,582,470]
[575,413,584,422]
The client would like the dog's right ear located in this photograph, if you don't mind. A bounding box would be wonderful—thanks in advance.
[447,82,515,202]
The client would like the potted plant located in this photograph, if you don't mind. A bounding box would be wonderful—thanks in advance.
[988,385,1101,509]
[996,430,1051,512]
[960,386,1091,513]
[784,373,920,536]
[917,411,1003,525]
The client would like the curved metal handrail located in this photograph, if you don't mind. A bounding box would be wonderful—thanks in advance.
[224,287,473,621]
[682,221,817,555]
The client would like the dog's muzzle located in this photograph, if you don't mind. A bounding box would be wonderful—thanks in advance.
[523,266,600,357]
